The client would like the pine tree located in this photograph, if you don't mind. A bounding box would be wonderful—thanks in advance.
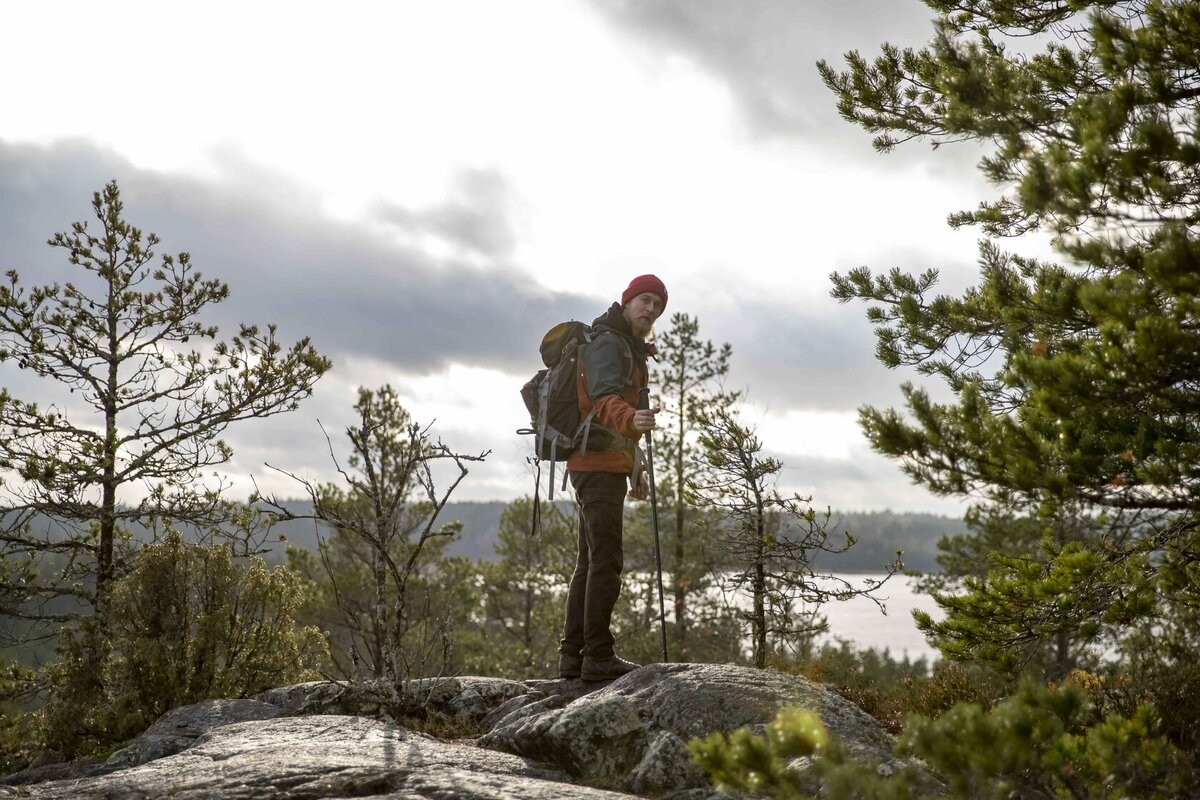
[821,1,1200,671]
[650,312,738,660]
[0,182,330,625]
[265,385,486,683]
[285,512,444,680]
[915,504,1103,676]
[693,403,898,668]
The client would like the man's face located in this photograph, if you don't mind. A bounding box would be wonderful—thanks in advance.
[622,291,665,339]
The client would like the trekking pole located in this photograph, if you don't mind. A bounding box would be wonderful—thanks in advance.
[639,388,670,663]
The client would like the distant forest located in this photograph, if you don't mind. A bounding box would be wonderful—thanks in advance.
[8,501,964,575]
[265,501,964,574]
[0,502,959,671]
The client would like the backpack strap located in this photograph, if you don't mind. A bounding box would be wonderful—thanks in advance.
[578,407,598,455]
[621,339,634,387]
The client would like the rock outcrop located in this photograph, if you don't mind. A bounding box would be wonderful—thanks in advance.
[9,715,635,799]
[2,664,916,799]
[253,675,531,724]
[105,698,289,769]
[481,663,904,792]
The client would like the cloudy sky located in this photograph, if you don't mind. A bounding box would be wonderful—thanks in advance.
[0,0,1020,516]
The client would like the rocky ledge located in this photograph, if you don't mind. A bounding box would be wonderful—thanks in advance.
[0,663,918,799]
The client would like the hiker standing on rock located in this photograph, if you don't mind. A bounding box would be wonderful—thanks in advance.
[558,274,667,682]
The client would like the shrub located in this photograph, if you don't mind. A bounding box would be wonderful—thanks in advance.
[1107,595,1200,753]
[901,681,1195,799]
[690,680,1196,799]
[37,531,327,758]
[0,658,39,775]
[692,705,920,800]
[785,642,1004,733]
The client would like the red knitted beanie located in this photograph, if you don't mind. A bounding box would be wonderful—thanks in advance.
[621,274,668,309]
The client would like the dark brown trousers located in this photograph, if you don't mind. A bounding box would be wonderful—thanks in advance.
[560,471,627,660]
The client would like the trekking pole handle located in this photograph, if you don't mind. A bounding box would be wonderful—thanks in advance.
[638,387,650,412]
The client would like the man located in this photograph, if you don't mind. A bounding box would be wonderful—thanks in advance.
[558,274,667,682]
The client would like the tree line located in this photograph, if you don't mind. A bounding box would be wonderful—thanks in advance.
[0,503,964,569]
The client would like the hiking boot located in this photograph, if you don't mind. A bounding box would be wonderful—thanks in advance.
[581,653,640,682]
[558,652,583,679]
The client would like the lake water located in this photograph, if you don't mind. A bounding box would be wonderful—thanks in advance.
[811,574,944,663]
[711,572,945,664]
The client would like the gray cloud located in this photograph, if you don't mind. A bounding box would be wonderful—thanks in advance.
[0,139,961,509]
[585,0,986,178]
[0,140,592,376]
[1,139,971,423]
[373,168,518,261]
[689,282,955,415]
[0,140,601,502]
[587,0,932,137]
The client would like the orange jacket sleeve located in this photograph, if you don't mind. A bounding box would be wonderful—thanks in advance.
[593,393,639,440]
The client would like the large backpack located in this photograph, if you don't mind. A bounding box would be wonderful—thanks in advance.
[519,320,632,503]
